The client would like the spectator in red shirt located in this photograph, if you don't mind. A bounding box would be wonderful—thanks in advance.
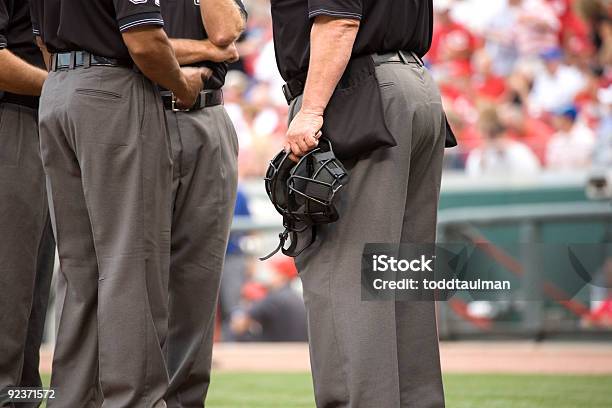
[498,103,555,164]
[548,0,591,52]
[515,0,562,57]
[473,50,508,102]
[428,0,478,76]
[574,67,607,128]
[466,105,541,176]
[546,105,595,170]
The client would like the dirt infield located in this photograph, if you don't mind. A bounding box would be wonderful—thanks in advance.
[39,341,612,374]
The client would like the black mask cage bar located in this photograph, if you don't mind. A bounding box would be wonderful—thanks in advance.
[286,141,348,225]
[264,149,293,216]
[259,220,317,261]
[260,138,349,261]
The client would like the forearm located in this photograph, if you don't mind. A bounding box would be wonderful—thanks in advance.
[200,0,245,46]
[0,49,47,95]
[123,28,188,95]
[301,16,359,116]
[170,38,237,65]
[170,38,210,65]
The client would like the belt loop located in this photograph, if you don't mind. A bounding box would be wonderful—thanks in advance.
[68,51,76,69]
[50,54,56,72]
[397,50,408,64]
[83,51,91,69]
[372,53,382,67]
[411,51,424,67]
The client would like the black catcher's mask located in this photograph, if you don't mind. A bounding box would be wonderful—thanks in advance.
[261,138,349,260]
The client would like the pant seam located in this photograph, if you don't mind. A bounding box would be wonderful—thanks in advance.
[328,260,351,406]
[140,76,152,408]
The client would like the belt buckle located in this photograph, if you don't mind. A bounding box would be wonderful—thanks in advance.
[171,93,191,112]
[201,90,212,107]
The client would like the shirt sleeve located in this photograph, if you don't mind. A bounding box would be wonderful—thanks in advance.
[0,0,9,49]
[113,0,164,33]
[29,1,40,36]
[307,0,362,20]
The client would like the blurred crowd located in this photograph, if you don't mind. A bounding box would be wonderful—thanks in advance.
[221,0,288,180]
[225,0,612,180]
[430,0,612,176]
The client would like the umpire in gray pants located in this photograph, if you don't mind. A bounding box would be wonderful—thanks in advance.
[0,1,54,406]
[31,0,206,406]
[160,0,246,406]
[271,0,453,407]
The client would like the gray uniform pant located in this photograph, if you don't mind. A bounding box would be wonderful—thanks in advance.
[38,67,173,408]
[164,106,238,408]
[0,103,55,408]
[293,61,447,408]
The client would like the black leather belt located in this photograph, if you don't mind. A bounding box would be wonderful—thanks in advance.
[161,89,223,112]
[50,51,133,72]
[281,50,424,105]
[371,50,424,66]
[0,91,39,110]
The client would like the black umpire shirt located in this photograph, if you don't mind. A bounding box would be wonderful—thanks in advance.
[0,0,44,69]
[271,0,434,81]
[29,0,164,60]
[161,0,246,90]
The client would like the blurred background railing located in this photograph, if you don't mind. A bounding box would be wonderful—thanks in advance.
[227,171,611,342]
[44,172,611,345]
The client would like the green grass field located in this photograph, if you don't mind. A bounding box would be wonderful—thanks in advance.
[40,373,612,407]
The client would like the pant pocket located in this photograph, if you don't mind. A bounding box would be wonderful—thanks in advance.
[74,88,123,100]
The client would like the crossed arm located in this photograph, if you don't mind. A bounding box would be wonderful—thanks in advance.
[170,0,246,66]
[199,0,245,47]
[170,38,239,66]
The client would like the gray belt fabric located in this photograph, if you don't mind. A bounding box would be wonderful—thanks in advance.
[50,51,133,71]
[371,50,424,66]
